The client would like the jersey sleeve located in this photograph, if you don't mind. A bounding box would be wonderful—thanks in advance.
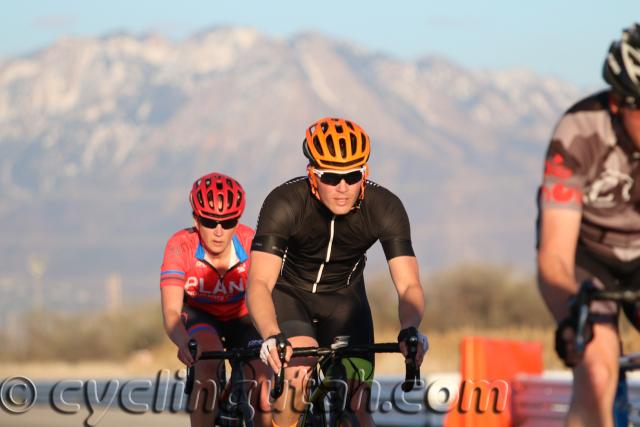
[160,232,189,288]
[374,187,415,260]
[251,185,298,257]
[539,113,595,211]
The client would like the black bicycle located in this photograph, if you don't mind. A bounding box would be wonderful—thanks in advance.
[571,281,640,427]
[271,335,421,427]
[185,340,263,427]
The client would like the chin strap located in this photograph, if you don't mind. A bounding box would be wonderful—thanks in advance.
[359,164,369,200]
[306,165,321,200]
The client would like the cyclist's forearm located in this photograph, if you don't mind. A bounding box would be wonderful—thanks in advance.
[397,283,425,329]
[538,252,578,321]
[247,280,280,339]
[163,310,190,349]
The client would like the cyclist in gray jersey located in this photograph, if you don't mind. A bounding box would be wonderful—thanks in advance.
[537,23,640,427]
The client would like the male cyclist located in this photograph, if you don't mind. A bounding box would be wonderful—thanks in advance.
[160,172,271,427]
[246,117,428,427]
[537,23,640,427]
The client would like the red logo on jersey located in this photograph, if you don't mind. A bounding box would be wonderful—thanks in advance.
[544,154,573,179]
[541,183,582,204]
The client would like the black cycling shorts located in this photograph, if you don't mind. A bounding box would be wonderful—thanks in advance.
[181,304,262,349]
[272,278,374,362]
[575,243,640,330]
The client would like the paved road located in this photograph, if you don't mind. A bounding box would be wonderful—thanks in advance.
[0,375,446,426]
[0,408,189,427]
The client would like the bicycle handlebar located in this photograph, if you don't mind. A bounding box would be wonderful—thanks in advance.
[572,282,640,355]
[269,341,419,399]
[402,336,420,392]
[185,339,199,395]
[184,340,420,397]
[270,339,288,399]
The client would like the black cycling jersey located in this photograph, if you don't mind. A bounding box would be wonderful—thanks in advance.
[251,177,415,293]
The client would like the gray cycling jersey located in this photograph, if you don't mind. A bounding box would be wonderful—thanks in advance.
[538,90,640,261]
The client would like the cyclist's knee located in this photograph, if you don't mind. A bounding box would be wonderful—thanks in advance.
[577,359,617,396]
[284,364,313,387]
[195,359,221,375]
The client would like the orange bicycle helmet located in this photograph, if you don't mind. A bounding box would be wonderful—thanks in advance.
[303,117,370,200]
[303,117,370,169]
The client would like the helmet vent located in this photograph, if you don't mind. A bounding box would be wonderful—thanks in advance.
[326,135,336,156]
[360,132,367,152]
[206,190,214,209]
[350,133,357,154]
[313,135,324,155]
[339,138,347,157]
[226,190,233,209]
[216,193,224,211]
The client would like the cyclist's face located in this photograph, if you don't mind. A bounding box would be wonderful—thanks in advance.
[316,176,362,215]
[194,218,237,256]
[620,107,640,149]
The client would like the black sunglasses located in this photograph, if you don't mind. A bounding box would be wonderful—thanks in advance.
[197,216,238,230]
[623,100,640,110]
[616,94,640,110]
[313,168,364,186]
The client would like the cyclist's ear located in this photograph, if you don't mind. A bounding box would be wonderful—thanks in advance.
[609,92,621,114]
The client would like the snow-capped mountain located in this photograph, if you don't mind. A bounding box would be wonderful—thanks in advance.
[0,26,589,309]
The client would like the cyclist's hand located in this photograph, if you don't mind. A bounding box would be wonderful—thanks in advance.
[178,340,198,367]
[260,333,292,373]
[555,317,592,367]
[398,326,429,367]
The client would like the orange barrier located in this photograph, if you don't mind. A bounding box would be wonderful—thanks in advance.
[443,337,543,427]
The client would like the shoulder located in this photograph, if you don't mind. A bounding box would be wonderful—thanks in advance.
[565,91,609,114]
[363,180,404,206]
[235,223,255,250]
[361,180,409,225]
[553,90,616,149]
[163,228,198,260]
[259,177,310,215]
[266,177,309,201]
[166,227,198,246]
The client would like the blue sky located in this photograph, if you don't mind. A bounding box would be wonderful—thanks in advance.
[1,1,637,87]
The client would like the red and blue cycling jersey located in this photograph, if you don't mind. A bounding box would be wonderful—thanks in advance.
[160,224,254,321]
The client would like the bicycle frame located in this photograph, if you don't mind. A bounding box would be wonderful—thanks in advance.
[272,337,420,427]
[185,341,261,427]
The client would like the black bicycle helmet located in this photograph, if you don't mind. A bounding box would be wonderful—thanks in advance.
[603,23,640,104]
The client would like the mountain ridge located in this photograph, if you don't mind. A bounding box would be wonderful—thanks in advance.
[0,26,589,312]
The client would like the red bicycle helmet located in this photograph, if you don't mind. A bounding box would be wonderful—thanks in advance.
[189,172,245,220]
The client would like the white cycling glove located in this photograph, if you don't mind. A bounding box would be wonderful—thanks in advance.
[259,333,290,366]
[259,336,277,365]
